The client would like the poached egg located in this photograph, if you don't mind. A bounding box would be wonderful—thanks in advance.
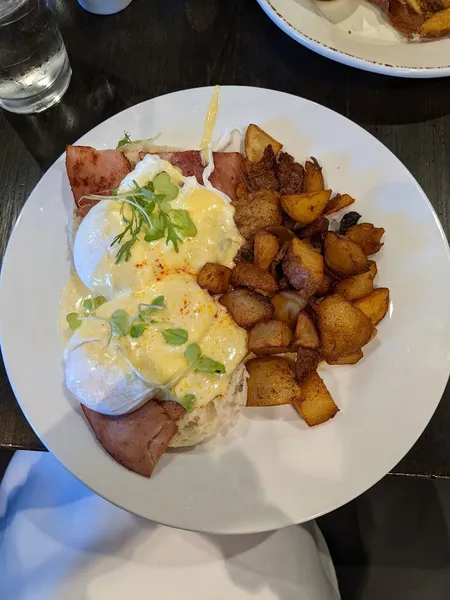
[63,154,247,416]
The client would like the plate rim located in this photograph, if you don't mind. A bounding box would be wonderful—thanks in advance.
[1,85,450,533]
[257,0,450,78]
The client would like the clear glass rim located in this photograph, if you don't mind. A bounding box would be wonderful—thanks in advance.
[0,0,31,26]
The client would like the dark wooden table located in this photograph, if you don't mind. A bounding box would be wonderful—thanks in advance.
[1,0,450,477]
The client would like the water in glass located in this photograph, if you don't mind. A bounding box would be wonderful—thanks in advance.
[0,0,72,114]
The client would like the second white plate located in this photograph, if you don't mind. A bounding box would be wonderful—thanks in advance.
[258,0,450,77]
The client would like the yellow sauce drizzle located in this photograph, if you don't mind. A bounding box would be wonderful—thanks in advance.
[200,85,220,163]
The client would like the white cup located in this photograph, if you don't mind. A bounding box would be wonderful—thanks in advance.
[77,0,133,15]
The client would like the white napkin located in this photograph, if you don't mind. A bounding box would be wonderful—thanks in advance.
[0,451,340,600]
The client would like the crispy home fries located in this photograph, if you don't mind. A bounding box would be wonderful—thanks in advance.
[61,98,389,477]
[318,0,450,39]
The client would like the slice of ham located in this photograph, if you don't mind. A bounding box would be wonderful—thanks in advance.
[138,150,243,201]
[66,146,132,217]
[81,400,185,477]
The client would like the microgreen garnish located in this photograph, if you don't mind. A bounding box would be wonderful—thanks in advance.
[81,172,197,263]
[184,343,226,375]
[83,295,107,314]
[179,394,196,412]
[110,309,133,338]
[117,131,132,148]
[66,295,108,331]
[162,328,188,346]
[66,312,81,331]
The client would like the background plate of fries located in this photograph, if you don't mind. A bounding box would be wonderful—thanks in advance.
[1,86,450,533]
[258,0,450,77]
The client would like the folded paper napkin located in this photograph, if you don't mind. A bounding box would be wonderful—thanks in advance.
[0,451,340,600]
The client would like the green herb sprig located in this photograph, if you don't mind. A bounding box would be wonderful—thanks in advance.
[80,172,197,263]
[184,343,226,375]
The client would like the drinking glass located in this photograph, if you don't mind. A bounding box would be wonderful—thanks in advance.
[0,0,72,114]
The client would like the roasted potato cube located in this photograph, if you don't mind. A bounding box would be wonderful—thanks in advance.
[295,347,321,382]
[333,260,377,301]
[354,288,390,326]
[324,193,355,216]
[327,349,363,365]
[197,263,231,294]
[281,190,331,226]
[317,294,374,360]
[297,217,329,240]
[282,238,324,297]
[339,211,361,235]
[254,229,280,270]
[265,226,296,241]
[234,190,283,241]
[247,357,301,406]
[294,312,320,349]
[235,182,248,200]
[324,231,369,276]
[219,288,274,329]
[315,274,332,298]
[248,320,293,355]
[420,7,450,37]
[231,261,278,293]
[303,158,325,193]
[345,223,385,256]
[245,124,282,163]
[234,243,254,264]
[294,372,339,426]
[271,291,308,329]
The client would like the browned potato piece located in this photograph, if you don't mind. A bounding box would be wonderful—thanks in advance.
[324,231,369,276]
[346,223,385,256]
[297,217,329,240]
[303,158,325,193]
[420,7,450,37]
[265,226,295,245]
[354,288,390,326]
[296,347,321,381]
[281,190,331,226]
[294,312,320,349]
[317,294,374,360]
[234,190,283,241]
[247,357,301,406]
[271,291,308,329]
[315,274,332,298]
[235,182,248,200]
[219,288,274,329]
[324,193,355,216]
[282,238,324,297]
[197,263,231,295]
[248,320,293,355]
[231,261,278,293]
[333,260,377,301]
[245,124,282,163]
[254,230,280,271]
[327,349,363,365]
[294,372,339,426]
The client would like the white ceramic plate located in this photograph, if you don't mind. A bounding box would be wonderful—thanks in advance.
[1,86,450,534]
[257,0,450,77]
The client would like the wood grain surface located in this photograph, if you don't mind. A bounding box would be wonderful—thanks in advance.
[1,0,450,475]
